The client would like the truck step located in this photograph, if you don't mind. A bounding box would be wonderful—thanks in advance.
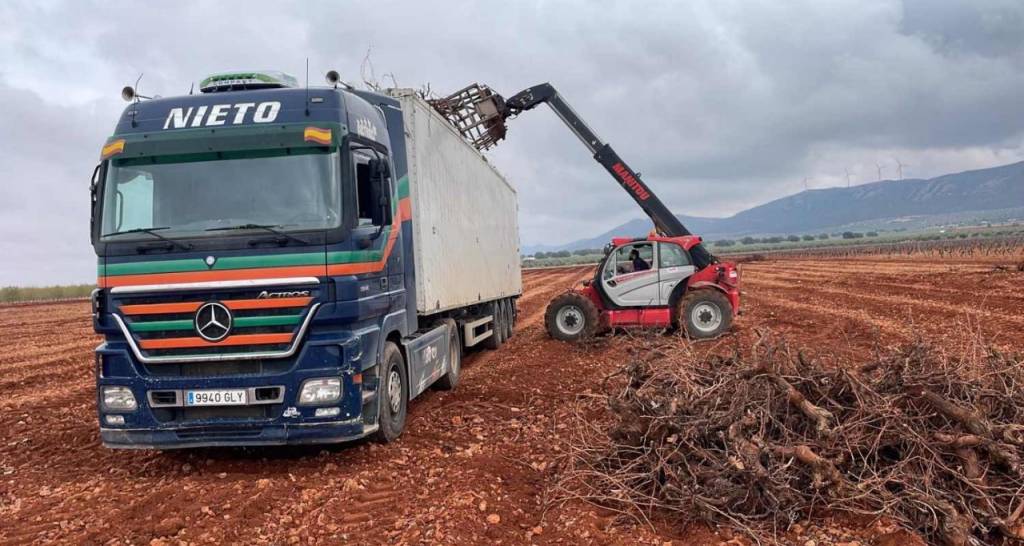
[462,315,494,347]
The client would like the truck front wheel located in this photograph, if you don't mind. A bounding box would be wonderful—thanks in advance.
[678,289,733,339]
[373,342,408,443]
[545,293,600,342]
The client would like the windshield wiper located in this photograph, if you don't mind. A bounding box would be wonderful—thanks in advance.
[206,223,307,245]
[102,227,193,252]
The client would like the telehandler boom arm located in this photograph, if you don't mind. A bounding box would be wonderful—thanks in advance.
[504,83,691,238]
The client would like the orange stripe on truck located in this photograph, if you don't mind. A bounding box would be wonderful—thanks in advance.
[326,223,400,276]
[119,297,312,315]
[225,297,313,310]
[120,301,202,315]
[139,333,294,350]
[398,198,412,222]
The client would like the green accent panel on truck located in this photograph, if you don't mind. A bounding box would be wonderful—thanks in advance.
[99,233,398,276]
[235,315,303,328]
[325,227,392,264]
[100,252,326,277]
[397,175,409,199]
[128,314,303,333]
[131,319,194,332]
[327,249,383,264]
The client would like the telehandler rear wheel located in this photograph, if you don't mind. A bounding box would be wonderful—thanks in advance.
[545,293,600,342]
[678,289,732,340]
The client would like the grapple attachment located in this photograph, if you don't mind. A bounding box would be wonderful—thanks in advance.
[427,84,510,151]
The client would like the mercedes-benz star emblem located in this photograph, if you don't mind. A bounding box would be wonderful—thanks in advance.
[195,302,232,342]
[204,255,217,268]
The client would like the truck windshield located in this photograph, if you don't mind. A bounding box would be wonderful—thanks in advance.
[100,149,340,241]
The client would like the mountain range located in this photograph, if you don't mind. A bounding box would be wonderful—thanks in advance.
[524,160,1024,254]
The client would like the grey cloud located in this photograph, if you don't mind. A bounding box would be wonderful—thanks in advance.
[1,0,1022,284]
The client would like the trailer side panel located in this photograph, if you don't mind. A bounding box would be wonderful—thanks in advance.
[392,90,522,315]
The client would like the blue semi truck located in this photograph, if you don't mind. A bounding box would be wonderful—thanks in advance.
[90,71,521,449]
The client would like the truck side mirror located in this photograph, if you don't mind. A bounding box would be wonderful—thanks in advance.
[367,158,392,227]
[90,163,101,241]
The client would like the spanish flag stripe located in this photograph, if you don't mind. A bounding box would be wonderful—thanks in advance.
[303,127,332,145]
[101,139,125,159]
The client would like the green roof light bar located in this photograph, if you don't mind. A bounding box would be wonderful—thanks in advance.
[199,70,298,93]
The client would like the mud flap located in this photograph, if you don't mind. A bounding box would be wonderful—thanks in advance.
[401,323,451,399]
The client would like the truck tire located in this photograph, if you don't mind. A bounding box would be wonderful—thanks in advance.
[678,289,733,340]
[373,342,408,443]
[482,301,504,350]
[502,299,514,340]
[434,320,461,391]
[545,293,600,342]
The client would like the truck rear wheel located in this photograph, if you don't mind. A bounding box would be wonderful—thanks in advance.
[373,342,408,443]
[434,320,461,391]
[678,289,733,340]
[483,301,505,350]
[545,293,600,342]
[502,299,514,340]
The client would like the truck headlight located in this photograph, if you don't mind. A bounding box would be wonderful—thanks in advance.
[102,386,137,412]
[298,378,342,405]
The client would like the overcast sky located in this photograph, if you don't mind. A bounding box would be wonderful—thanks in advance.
[2,0,1023,285]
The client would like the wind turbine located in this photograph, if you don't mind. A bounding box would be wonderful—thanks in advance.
[803,177,809,191]
[893,157,907,180]
[845,167,852,188]
[876,162,884,181]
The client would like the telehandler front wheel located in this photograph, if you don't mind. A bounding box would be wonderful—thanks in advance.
[678,289,733,340]
[545,293,600,342]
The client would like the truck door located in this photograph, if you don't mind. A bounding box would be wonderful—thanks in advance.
[600,242,660,307]
[657,242,696,305]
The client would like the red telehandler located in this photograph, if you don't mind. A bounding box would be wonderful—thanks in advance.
[430,83,740,340]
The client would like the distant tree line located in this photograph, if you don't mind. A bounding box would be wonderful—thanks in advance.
[0,284,94,303]
[531,248,603,259]
[712,232,880,247]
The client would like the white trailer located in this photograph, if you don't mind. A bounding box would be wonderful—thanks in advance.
[389,90,522,317]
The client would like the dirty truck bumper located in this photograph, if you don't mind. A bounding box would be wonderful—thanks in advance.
[100,419,373,450]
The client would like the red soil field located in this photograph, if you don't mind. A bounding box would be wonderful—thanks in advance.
[1,253,1022,545]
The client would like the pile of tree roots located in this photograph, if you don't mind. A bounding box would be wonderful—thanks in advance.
[562,332,1024,545]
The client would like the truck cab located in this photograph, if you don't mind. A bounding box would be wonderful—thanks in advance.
[89,71,517,449]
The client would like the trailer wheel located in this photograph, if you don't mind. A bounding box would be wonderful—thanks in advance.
[502,299,514,340]
[373,342,408,443]
[679,289,733,340]
[545,293,600,342]
[482,301,505,350]
[434,320,461,391]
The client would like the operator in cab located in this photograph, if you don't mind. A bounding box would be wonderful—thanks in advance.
[629,248,650,271]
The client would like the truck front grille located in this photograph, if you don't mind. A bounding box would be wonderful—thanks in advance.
[112,282,320,366]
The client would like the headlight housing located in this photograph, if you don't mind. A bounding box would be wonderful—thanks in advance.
[102,386,137,412]
[298,378,342,405]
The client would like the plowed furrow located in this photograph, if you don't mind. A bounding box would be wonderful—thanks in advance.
[748,278,1024,332]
